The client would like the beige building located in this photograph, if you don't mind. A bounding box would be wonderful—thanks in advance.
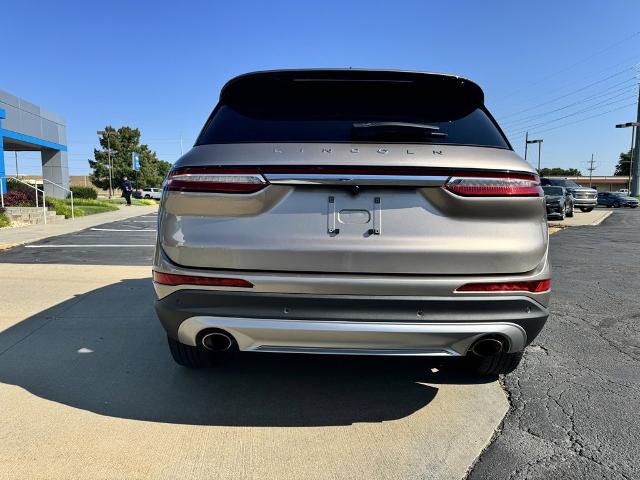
[565,176,629,191]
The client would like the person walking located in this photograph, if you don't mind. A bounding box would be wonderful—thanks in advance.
[122,176,133,206]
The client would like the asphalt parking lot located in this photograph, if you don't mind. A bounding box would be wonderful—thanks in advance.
[470,208,640,480]
[1,209,638,479]
[0,213,158,265]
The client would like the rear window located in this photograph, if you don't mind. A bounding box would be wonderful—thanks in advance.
[196,79,509,148]
[542,179,581,188]
[543,186,564,195]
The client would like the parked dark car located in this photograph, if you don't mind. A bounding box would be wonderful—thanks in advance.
[542,186,574,219]
[597,191,639,208]
[540,178,596,212]
[132,190,143,199]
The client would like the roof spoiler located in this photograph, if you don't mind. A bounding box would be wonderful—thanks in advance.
[219,69,485,106]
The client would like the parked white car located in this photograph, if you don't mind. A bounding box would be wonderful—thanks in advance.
[618,188,630,195]
[141,188,162,200]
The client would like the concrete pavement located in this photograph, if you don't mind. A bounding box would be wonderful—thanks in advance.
[0,213,510,480]
[548,208,612,228]
[0,204,158,250]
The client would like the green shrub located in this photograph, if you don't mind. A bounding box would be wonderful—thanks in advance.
[68,198,118,213]
[70,186,98,199]
[47,198,118,218]
[102,197,156,206]
[0,212,10,228]
[135,199,157,206]
[47,197,85,219]
[69,198,117,207]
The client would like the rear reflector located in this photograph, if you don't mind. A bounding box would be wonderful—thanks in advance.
[166,168,267,193]
[153,271,254,288]
[456,279,551,293]
[445,173,543,197]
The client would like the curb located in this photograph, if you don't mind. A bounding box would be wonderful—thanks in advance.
[589,210,612,226]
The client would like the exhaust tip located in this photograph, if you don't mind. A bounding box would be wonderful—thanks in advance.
[471,337,504,357]
[201,331,234,352]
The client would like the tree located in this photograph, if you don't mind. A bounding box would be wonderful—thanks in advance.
[614,150,632,176]
[89,126,172,191]
[537,167,582,177]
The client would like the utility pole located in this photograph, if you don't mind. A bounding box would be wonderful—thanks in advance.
[632,85,640,196]
[537,141,543,171]
[630,126,637,192]
[526,137,543,171]
[587,154,596,188]
[524,132,529,161]
[14,151,19,177]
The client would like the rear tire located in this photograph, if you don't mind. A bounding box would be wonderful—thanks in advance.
[167,336,221,368]
[465,350,524,376]
[613,201,621,208]
[566,205,574,217]
[580,207,593,212]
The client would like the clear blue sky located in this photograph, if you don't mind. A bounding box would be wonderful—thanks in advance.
[3,0,639,176]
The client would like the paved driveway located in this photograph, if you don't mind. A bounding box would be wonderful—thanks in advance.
[0,214,507,480]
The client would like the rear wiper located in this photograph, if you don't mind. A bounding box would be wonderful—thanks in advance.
[352,122,448,138]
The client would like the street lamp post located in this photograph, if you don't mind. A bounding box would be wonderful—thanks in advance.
[526,138,544,171]
[615,122,640,193]
[97,130,115,198]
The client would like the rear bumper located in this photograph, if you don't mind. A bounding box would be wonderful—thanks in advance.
[155,290,549,356]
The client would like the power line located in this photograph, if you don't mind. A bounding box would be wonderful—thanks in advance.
[498,66,638,120]
[500,78,638,128]
[506,93,637,136]
[494,30,640,103]
[509,100,638,141]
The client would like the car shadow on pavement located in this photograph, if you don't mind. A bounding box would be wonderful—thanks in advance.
[0,278,494,427]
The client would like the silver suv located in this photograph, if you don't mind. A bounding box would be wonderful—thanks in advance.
[153,70,550,376]
[540,177,597,212]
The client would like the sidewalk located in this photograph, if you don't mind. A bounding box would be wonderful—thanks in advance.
[0,205,158,249]
[548,208,612,228]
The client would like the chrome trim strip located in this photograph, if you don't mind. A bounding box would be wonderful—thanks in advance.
[177,317,527,355]
[263,173,448,186]
[170,173,266,184]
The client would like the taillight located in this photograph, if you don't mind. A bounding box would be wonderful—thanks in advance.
[153,271,254,288]
[445,172,543,197]
[166,168,268,193]
[456,279,551,293]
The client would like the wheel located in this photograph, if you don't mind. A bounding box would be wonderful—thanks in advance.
[465,350,524,376]
[613,201,621,208]
[145,194,151,199]
[580,207,593,212]
[559,210,565,220]
[167,336,222,368]
[566,204,574,217]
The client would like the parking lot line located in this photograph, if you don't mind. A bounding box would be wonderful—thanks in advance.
[24,244,155,248]
[90,228,156,232]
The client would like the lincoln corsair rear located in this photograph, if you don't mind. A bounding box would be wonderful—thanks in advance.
[153,69,550,376]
